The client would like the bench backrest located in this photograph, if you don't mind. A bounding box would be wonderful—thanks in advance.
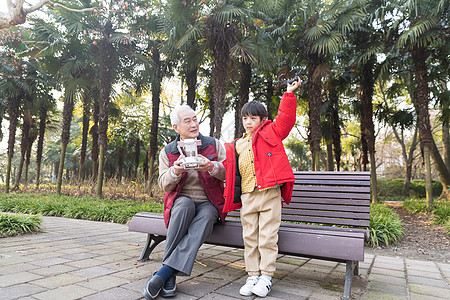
[228,171,371,229]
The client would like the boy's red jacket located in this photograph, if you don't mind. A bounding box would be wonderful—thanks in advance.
[222,92,297,213]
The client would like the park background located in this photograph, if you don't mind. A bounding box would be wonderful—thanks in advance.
[0,1,449,244]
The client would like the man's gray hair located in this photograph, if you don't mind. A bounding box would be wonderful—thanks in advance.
[170,105,196,126]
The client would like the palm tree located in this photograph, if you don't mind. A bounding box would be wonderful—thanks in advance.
[0,32,28,192]
[290,0,365,170]
[393,0,450,204]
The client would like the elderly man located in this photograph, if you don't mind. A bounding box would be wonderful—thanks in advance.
[142,105,227,299]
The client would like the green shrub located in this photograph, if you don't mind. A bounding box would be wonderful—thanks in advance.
[0,192,163,224]
[403,198,450,231]
[403,198,429,213]
[377,178,405,197]
[409,180,442,198]
[430,201,450,225]
[368,203,403,247]
[0,213,43,237]
[444,219,450,235]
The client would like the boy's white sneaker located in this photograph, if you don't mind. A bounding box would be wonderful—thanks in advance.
[251,275,272,297]
[239,276,259,296]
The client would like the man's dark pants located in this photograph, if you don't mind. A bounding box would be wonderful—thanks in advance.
[162,196,218,276]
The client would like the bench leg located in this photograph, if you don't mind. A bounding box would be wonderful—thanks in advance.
[138,234,166,262]
[342,260,357,300]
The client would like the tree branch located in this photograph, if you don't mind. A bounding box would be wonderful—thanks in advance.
[23,1,96,14]
[1,0,96,29]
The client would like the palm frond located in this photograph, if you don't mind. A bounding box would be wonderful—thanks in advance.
[311,31,344,56]
[305,21,333,42]
[214,7,247,24]
[397,18,436,48]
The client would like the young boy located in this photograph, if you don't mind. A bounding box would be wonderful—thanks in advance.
[222,78,302,297]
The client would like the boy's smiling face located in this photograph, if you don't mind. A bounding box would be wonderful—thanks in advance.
[242,115,266,134]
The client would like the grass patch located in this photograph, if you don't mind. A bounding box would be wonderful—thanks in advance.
[403,198,450,234]
[0,192,163,224]
[368,203,403,247]
[0,213,43,237]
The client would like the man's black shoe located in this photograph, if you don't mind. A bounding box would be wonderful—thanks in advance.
[160,275,177,297]
[142,274,164,299]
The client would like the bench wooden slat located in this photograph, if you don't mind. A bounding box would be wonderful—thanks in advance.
[282,209,370,220]
[294,179,370,186]
[284,203,371,213]
[293,185,371,193]
[293,171,370,176]
[292,191,371,200]
[278,227,365,261]
[289,197,369,206]
[282,215,370,227]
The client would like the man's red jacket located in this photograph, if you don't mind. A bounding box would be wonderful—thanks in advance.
[222,92,297,213]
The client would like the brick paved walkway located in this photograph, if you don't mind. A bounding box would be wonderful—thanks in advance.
[0,216,449,299]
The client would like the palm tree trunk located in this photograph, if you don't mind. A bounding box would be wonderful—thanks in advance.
[235,61,251,139]
[307,52,323,171]
[5,96,20,193]
[24,127,37,186]
[96,21,116,198]
[57,92,75,195]
[411,44,434,205]
[330,91,341,171]
[117,147,124,183]
[35,108,47,188]
[265,78,274,121]
[208,19,234,139]
[96,144,105,197]
[430,138,450,200]
[133,138,140,181]
[326,141,333,171]
[186,65,197,110]
[90,110,99,181]
[147,46,162,191]
[14,113,31,190]
[443,120,450,171]
[79,92,91,180]
[359,57,377,202]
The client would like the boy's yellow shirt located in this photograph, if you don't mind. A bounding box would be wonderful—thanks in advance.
[236,132,275,194]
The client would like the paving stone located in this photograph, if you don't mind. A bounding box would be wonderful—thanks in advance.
[65,258,108,268]
[410,292,449,299]
[76,275,129,291]
[69,266,117,279]
[198,292,243,299]
[408,283,450,298]
[0,283,46,299]
[367,281,408,296]
[81,287,142,300]
[368,273,407,286]
[370,267,405,278]
[372,262,404,271]
[407,269,443,279]
[33,284,96,300]
[30,273,86,289]
[28,264,77,276]
[360,290,408,299]
[178,278,222,297]
[407,275,449,288]
[0,271,43,287]
[0,262,39,275]
[29,257,73,267]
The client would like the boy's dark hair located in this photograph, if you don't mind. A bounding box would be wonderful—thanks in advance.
[241,101,268,119]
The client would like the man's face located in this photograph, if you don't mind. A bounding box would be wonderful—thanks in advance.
[173,109,200,140]
[242,115,265,134]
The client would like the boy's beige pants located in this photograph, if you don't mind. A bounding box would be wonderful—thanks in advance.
[240,188,281,277]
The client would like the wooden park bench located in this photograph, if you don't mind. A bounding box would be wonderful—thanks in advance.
[128,171,371,300]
